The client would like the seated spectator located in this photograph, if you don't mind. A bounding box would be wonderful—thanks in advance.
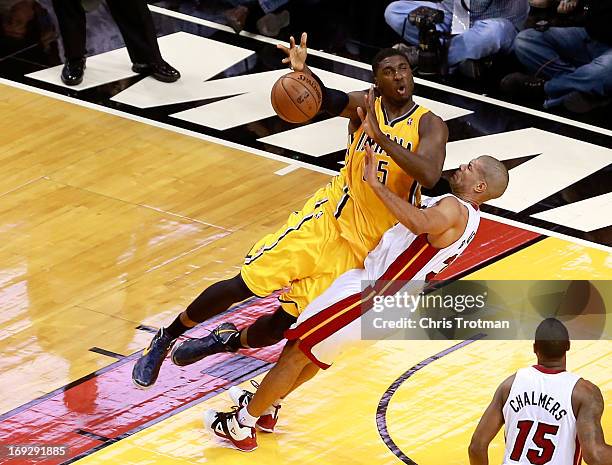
[501,0,612,113]
[384,0,530,73]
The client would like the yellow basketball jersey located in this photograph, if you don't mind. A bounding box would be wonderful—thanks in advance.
[332,97,429,259]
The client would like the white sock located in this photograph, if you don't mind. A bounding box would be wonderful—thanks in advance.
[262,400,281,416]
[237,407,258,428]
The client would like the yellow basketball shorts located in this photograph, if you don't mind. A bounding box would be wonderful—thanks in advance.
[240,191,361,317]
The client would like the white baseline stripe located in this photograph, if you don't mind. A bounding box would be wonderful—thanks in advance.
[2,77,610,253]
[149,4,612,138]
[274,164,301,176]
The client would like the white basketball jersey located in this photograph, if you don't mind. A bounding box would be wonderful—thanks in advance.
[364,194,480,282]
[503,366,581,465]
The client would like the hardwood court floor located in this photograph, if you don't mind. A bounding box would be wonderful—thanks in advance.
[0,84,328,413]
[0,84,610,465]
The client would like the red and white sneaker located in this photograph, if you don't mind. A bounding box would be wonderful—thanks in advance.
[228,381,281,433]
[203,408,257,452]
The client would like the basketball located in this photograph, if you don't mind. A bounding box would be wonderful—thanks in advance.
[271,71,323,123]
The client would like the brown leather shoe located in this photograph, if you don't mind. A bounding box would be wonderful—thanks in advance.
[256,10,290,37]
[224,5,249,33]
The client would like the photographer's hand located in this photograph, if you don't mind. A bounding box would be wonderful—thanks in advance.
[558,0,578,14]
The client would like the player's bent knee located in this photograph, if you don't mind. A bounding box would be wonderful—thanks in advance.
[290,341,311,367]
[279,340,310,367]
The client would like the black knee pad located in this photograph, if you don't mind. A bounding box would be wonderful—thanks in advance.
[229,273,254,300]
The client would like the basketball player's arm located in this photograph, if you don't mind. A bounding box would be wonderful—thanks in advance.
[574,380,612,465]
[468,375,513,465]
[277,32,365,130]
[358,88,448,188]
[302,65,366,131]
[364,146,460,236]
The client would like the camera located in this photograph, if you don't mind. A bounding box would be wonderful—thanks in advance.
[407,6,446,75]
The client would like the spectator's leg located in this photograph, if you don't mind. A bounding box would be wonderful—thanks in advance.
[384,0,452,46]
[545,46,612,99]
[447,18,516,67]
[513,27,590,79]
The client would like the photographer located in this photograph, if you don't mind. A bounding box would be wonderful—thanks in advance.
[384,0,530,72]
[501,0,612,113]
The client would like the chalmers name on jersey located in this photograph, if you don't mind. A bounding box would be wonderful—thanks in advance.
[502,366,582,465]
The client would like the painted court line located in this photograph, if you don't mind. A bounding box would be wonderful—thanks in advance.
[376,335,486,465]
[274,164,301,176]
[89,347,125,360]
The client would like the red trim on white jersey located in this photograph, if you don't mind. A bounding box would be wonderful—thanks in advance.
[533,365,566,374]
[286,234,439,362]
[574,437,582,465]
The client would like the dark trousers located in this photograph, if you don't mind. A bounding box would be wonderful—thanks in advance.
[51,0,163,63]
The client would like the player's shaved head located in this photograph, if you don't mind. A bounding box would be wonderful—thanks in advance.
[449,155,508,205]
[534,318,570,360]
[478,155,509,201]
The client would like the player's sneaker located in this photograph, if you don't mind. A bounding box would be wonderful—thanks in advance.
[171,322,239,366]
[132,328,176,389]
[228,380,281,433]
[204,408,257,452]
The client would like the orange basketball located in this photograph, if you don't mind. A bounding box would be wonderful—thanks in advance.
[271,71,322,123]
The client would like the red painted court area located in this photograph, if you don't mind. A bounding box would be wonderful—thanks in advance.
[0,220,538,464]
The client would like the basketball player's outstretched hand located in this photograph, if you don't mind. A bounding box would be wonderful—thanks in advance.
[357,86,382,141]
[363,143,380,188]
[277,32,308,72]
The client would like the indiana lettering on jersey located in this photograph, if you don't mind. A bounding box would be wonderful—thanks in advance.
[354,132,413,154]
[509,391,568,421]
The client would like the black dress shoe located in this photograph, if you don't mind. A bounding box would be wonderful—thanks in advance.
[132,61,181,83]
[61,58,86,86]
